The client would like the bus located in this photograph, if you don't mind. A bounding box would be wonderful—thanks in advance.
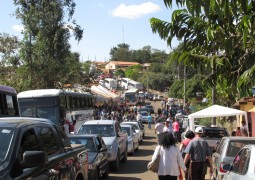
[121,78,131,90]
[104,78,117,90]
[127,80,144,90]
[17,89,94,134]
[0,85,19,117]
[123,88,138,106]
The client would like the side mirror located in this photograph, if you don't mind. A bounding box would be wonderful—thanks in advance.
[20,151,48,168]
[100,146,107,152]
[222,163,231,172]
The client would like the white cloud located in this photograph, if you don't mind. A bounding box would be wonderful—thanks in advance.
[111,2,161,19]
[12,25,24,32]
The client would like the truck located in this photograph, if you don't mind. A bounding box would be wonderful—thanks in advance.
[77,120,128,171]
[0,117,89,180]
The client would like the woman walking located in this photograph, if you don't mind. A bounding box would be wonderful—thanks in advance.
[151,132,186,180]
[179,130,195,180]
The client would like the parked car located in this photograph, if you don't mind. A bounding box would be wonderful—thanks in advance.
[77,120,128,171]
[157,95,164,101]
[222,145,255,180]
[212,137,255,180]
[138,107,148,113]
[120,124,139,155]
[0,117,89,180]
[69,134,110,180]
[145,105,155,114]
[140,111,149,123]
[121,121,144,142]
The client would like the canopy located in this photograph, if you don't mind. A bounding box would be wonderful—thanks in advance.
[188,105,248,134]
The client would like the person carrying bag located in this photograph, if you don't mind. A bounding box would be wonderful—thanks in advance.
[149,132,187,180]
[147,146,161,173]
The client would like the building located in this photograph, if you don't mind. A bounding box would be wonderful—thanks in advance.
[233,97,255,136]
[105,61,141,71]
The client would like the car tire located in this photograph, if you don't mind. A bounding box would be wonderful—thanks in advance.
[93,168,99,180]
[111,153,120,171]
[130,144,135,155]
[102,163,109,178]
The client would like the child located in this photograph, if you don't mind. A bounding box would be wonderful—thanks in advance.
[236,127,241,136]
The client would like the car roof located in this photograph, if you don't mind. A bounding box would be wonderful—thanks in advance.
[0,117,54,128]
[120,124,133,128]
[83,120,116,125]
[221,136,255,141]
[203,126,227,130]
[122,121,138,124]
[68,134,101,138]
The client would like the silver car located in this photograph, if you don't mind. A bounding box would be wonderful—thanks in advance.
[222,144,255,180]
[212,137,255,180]
[120,124,139,155]
[121,121,144,142]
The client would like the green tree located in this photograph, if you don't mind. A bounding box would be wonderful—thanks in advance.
[150,0,255,99]
[110,43,131,61]
[14,0,83,89]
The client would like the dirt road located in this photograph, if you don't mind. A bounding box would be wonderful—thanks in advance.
[107,100,211,180]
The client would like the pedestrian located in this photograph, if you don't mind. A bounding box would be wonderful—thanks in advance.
[183,126,213,180]
[172,118,180,142]
[155,118,164,143]
[236,127,241,136]
[151,132,187,180]
[163,119,174,136]
[179,130,195,180]
[147,113,153,129]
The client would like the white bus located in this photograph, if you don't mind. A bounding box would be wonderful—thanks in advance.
[104,78,117,90]
[0,85,19,117]
[121,78,131,90]
[123,88,138,106]
[18,89,94,134]
[128,80,144,90]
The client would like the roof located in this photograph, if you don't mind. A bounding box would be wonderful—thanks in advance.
[109,61,141,66]
[83,120,116,125]
[68,134,101,138]
[0,117,54,127]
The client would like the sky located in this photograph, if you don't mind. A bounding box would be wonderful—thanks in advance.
[0,0,179,62]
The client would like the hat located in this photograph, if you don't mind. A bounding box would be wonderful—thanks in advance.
[195,126,204,134]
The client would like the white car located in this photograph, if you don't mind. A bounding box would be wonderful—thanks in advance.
[222,144,255,180]
[121,121,144,142]
[120,124,139,155]
[140,111,149,123]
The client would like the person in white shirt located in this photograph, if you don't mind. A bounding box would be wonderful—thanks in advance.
[155,118,164,143]
[163,119,174,136]
[151,132,186,180]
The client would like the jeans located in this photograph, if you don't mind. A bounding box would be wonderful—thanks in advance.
[148,122,152,129]
[158,175,177,180]
[188,162,207,180]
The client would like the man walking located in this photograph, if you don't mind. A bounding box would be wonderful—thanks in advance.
[172,118,180,142]
[184,126,213,180]
[163,119,174,135]
[147,113,153,129]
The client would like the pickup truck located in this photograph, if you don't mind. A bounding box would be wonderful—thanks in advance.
[0,117,89,180]
[201,126,230,153]
[77,120,128,171]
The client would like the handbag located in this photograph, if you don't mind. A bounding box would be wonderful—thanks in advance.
[147,146,161,173]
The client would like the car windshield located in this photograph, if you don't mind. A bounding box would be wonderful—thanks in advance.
[124,123,139,130]
[0,127,14,166]
[141,112,148,116]
[69,137,96,151]
[202,129,228,138]
[121,127,131,136]
[146,105,152,108]
[78,125,115,137]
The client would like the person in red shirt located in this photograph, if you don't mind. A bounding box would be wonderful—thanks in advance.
[172,118,180,142]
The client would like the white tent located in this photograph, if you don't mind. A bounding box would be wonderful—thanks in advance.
[188,104,248,134]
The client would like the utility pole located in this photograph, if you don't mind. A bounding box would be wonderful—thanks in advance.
[212,59,216,126]
[183,65,186,107]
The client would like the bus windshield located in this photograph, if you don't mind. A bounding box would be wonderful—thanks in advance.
[19,97,59,125]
